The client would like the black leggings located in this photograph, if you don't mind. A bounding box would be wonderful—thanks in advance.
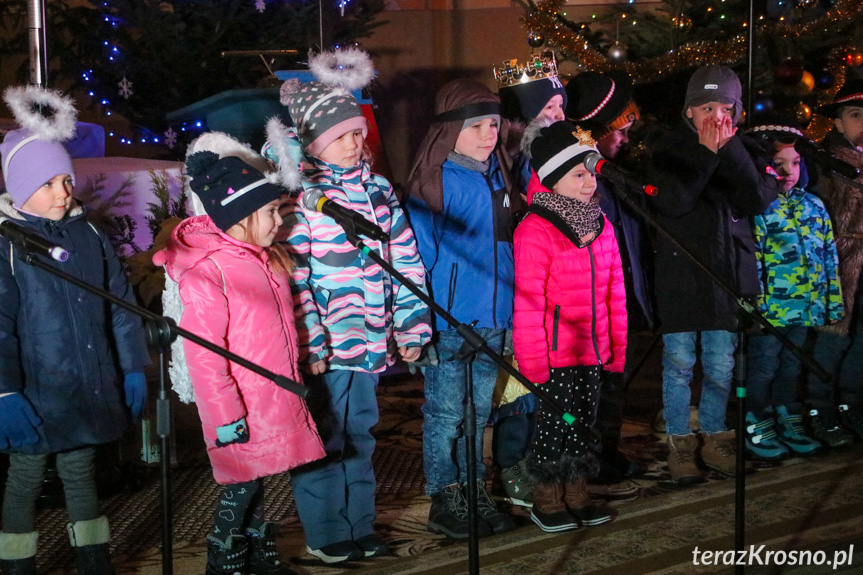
[212,479,266,541]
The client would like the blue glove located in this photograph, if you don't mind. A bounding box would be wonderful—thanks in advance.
[123,372,147,419]
[215,417,250,448]
[0,393,42,450]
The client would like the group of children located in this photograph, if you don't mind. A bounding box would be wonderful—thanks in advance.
[2,46,863,574]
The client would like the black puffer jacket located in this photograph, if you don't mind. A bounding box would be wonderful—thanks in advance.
[0,195,150,454]
[647,125,781,334]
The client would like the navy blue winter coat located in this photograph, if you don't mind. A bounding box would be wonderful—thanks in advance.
[0,197,150,454]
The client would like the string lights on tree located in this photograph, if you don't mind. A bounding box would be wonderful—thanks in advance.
[515,0,863,139]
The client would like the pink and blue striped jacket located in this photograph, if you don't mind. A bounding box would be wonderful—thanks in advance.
[280,157,432,373]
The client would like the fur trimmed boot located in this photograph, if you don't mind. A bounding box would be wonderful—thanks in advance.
[530,482,579,533]
[0,531,38,575]
[563,479,614,526]
[245,522,297,575]
[206,534,249,575]
[67,516,115,575]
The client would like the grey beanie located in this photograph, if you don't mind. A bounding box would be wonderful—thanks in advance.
[683,65,743,124]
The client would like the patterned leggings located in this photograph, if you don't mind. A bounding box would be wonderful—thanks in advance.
[212,478,265,542]
[526,365,602,483]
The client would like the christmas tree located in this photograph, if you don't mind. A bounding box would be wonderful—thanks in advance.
[514,0,863,138]
[0,0,385,154]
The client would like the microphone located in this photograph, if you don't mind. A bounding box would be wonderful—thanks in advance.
[583,152,659,197]
[796,139,861,181]
[301,189,389,242]
[0,217,69,262]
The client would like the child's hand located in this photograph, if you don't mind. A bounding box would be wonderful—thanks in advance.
[399,346,421,363]
[0,393,42,450]
[698,118,720,154]
[215,417,250,448]
[308,360,328,375]
[123,372,147,419]
[716,116,737,150]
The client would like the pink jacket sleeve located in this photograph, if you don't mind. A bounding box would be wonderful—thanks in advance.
[179,258,247,429]
[513,219,553,384]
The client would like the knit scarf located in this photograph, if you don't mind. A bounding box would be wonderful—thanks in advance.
[446,151,490,173]
[531,192,602,241]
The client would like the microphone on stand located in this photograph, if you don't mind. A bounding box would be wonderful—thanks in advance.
[301,189,389,242]
[583,152,659,197]
[796,139,861,181]
[0,217,69,262]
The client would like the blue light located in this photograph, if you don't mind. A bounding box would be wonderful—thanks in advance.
[101,99,108,104]
[154,138,159,143]
[106,111,112,116]
[109,132,115,136]
[88,91,94,96]
[195,121,202,127]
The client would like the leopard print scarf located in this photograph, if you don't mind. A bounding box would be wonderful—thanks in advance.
[531,192,602,241]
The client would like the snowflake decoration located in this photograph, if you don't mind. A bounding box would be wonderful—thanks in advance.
[164,127,178,149]
[118,76,133,99]
[255,0,265,12]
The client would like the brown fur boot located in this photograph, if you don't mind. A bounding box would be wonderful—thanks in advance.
[529,482,579,533]
[563,479,614,526]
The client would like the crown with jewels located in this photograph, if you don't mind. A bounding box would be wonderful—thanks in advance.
[493,53,560,88]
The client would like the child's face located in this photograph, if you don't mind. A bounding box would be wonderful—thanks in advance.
[597,122,633,160]
[686,102,735,127]
[834,106,863,148]
[318,129,365,168]
[21,173,73,221]
[454,117,499,163]
[552,163,597,203]
[537,94,565,123]
[229,197,284,248]
[772,145,801,192]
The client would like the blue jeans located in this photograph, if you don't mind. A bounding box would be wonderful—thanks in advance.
[745,326,809,417]
[806,287,863,409]
[662,330,737,436]
[421,328,505,495]
[291,369,379,549]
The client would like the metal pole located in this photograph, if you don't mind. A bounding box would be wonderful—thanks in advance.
[27,0,48,87]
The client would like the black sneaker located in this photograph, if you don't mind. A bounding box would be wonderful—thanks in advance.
[808,407,854,448]
[305,540,362,564]
[838,404,863,441]
[355,534,390,558]
[427,484,492,539]
[473,480,516,535]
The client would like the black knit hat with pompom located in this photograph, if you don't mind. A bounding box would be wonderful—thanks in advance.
[186,151,283,232]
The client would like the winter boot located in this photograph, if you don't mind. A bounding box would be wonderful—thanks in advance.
[530,482,579,533]
[472,480,516,535]
[206,534,249,575]
[67,516,115,575]
[808,407,854,448]
[838,404,863,441]
[427,484,492,540]
[700,430,745,475]
[666,433,702,485]
[773,405,822,456]
[0,531,37,575]
[563,479,614,526]
[500,460,533,507]
[744,411,788,461]
[245,522,297,575]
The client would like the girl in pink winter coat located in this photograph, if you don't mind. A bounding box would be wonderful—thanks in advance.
[154,149,325,575]
[513,121,627,534]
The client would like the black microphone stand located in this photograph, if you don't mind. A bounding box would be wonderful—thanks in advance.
[600,171,831,572]
[14,247,308,575]
[330,220,589,575]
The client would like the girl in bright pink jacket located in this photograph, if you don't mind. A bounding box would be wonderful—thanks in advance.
[513,120,626,534]
[155,147,325,575]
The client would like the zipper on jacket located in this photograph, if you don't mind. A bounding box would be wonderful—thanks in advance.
[485,176,499,328]
[552,305,560,351]
[447,263,458,314]
[588,245,602,364]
